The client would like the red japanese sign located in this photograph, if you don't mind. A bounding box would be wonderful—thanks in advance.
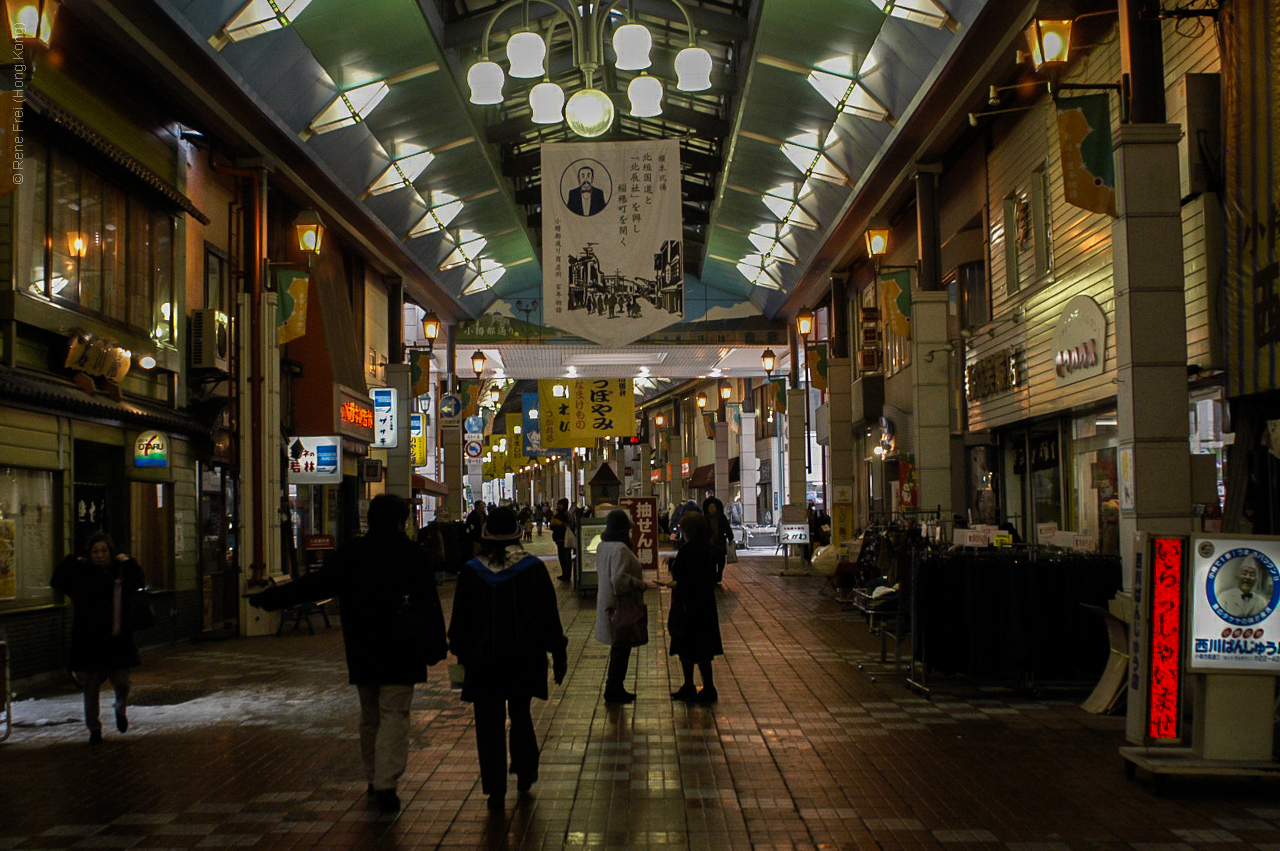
[1147,536,1184,741]
[619,496,659,571]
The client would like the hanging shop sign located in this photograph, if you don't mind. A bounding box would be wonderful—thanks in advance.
[538,378,635,448]
[1052,295,1106,386]
[133,431,169,468]
[65,330,131,397]
[361,459,384,482]
[288,435,342,483]
[1189,535,1280,673]
[965,348,1021,401]
[371,387,398,448]
[410,414,426,466]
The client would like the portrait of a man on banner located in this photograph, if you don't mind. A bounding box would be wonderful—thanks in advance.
[541,140,685,346]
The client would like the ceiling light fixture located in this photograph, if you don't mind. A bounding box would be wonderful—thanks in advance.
[761,184,820,230]
[806,60,893,123]
[466,0,711,137]
[439,230,488,271]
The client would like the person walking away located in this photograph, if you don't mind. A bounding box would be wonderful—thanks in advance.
[518,504,534,542]
[550,497,576,582]
[594,509,649,703]
[448,506,568,812]
[248,495,446,813]
[702,496,734,583]
[535,503,545,537]
[51,532,148,744]
[465,500,488,554]
[666,512,724,703]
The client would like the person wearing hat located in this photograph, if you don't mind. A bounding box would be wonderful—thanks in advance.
[448,505,568,812]
[248,494,447,814]
[594,508,651,704]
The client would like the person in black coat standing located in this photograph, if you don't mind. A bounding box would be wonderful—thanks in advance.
[249,494,446,813]
[667,512,724,703]
[51,531,147,744]
[549,497,576,582]
[448,505,568,812]
[702,496,734,583]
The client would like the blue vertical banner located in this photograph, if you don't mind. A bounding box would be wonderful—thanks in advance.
[522,392,545,456]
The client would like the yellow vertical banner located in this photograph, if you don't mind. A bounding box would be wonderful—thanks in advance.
[410,413,426,465]
[275,271,309,345]
[881,270,911,339]
[539,379,635,447]
[506,414,527,464]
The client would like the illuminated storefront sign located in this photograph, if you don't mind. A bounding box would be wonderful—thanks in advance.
[965,348,1021,401]
[133,431,169,468]
[1147,536,1184,741]
[288,435,342,483]
[372,387,398,448]
[1189,536,1280,673]
[1052,294,1106,385]
[334,385,375,443]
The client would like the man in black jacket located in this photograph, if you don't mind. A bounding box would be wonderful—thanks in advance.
[549,497,576,581]
[249,494,446,813]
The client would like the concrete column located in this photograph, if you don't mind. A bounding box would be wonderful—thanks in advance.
[786,388,808,508]
[740,411,758,525]
[1112,123,1195,585]
[910,290,952,519]
[714,420,729,502]
[828,357,854,492]
[442,420,464,517]
[385,364,412,499]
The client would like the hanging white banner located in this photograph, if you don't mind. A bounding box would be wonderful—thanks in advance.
[541,139,684,346]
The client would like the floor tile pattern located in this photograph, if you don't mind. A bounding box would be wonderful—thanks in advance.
[3,538,1278,850]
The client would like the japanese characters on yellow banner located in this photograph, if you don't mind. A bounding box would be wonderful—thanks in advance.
[538,379,635,448]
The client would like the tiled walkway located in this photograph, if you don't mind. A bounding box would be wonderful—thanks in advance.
[4,539,1279,850]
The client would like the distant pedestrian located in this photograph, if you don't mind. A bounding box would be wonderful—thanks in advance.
[448,506,568,811]
[667,512,723,703]
[702,496,733,583]
[249,495,446,813]
[51,532,148,745]
[550,497,576,582]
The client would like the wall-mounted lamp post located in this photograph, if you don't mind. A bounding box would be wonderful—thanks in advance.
[293,209,325,256]
[760,348,777,377]
[796,309,814,475]
[470,350,486,377]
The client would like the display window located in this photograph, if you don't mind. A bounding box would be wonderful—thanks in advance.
[1072,412,1119,554]
[0,468,58,606]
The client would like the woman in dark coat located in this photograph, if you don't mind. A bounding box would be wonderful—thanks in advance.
[250,494,446,813]
[702,496,734,583]
[667,512,724,703]
[449,505,568,812]
[50,531,147,744]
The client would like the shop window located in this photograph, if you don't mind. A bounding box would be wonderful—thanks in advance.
[1030,165,1054,279]
[1073,412,1119,554]
[753,382,780,440]
[0,467,58,607]
[204,245,230,315]
[19,133,177,346]
[955,261,989,330]
[1002,193,1022,295]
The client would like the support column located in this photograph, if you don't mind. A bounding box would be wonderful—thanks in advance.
[1112,123,1195,582]
[910,291,952,519]
[385,364,412,499]
[740,411,759,525]
[828,357,855,539]
[714,420,729,502]
[786,388,808,508]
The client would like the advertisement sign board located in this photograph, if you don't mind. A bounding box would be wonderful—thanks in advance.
[1189,535,1280,673]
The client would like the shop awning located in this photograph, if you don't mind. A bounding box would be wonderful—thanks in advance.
[689,464,715,489]
[412,474,449,497]
[689,459,740,489]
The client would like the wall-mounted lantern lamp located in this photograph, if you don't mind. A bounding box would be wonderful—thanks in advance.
[470,349,486,377]
[655,412,667,428]
[696,391,708,410]
[421,311,440,351]
[294,209,325,255]
[795,309,815,338]
[864,227,890,258]
[1024,18,1072,73]
[761,348,776,377]
[719,379,732,401]
[6,0,60,48]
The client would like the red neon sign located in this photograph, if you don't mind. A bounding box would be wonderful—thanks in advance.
[1148,537,1183,741]
[340,401,374,429]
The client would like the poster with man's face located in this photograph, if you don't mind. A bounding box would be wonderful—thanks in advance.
[1189,537,1280,672]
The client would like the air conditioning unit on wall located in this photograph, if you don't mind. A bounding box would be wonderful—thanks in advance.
[190,309,230,372]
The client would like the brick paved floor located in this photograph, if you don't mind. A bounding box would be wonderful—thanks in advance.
[3,537,1279,850]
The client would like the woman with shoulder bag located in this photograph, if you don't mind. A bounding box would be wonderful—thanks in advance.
[50,532,148,744]
[593,509,650,704]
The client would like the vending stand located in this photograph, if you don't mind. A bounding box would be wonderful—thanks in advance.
[1121,534,1280,780]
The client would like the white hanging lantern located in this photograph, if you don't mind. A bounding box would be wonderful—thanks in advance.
[612,22,652,71]
[674,45,712,92]
[627,74,663,118]
[529,80,565,124]
[467,60,505,105]
[565,88,615,137]
[506,31,546,78]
